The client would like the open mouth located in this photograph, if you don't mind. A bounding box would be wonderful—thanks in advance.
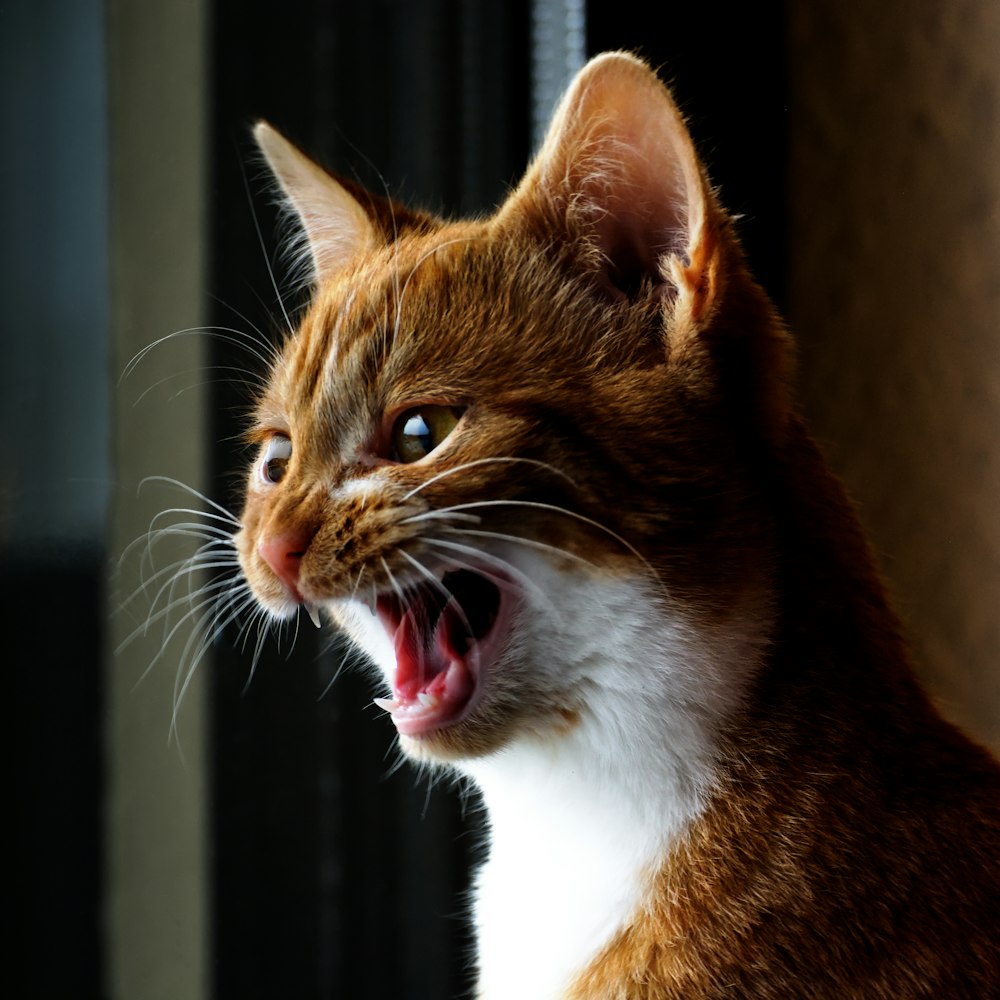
[373,568,510,737]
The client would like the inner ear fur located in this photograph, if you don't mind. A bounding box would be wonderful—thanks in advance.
[254,122,435,285]
[497,52,724,326]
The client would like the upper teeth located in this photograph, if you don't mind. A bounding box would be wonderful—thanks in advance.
[304,603,322,628]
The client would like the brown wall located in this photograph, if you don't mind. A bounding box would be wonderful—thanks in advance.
[789,0,1000,749]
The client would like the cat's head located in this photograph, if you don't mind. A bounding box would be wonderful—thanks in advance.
[236,52,791,766]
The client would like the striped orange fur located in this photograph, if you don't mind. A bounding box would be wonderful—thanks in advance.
[238,52,1000,998]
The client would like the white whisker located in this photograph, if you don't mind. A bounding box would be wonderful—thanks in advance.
[118,516,235,574]
[119,546,237,616]
[442,526,600,571]
[131,365,261,408]
[427,498,663,591]
[137,476,243,525]
[119,571,243,660]
[246,612,273,690]
[399,550,477,660]
[209,292,283,364]
[239,152,296,336]
[170,586,259,741]
[318,638,368,701]
[382,555,432,685]
[129,580,246,692]
[122,325,277,382]
[392,236,482,348]
[401,456,576,502]
[419,537,558,615]
[399,509,482,527]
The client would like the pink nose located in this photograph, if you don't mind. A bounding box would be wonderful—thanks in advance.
[258,531,312,599]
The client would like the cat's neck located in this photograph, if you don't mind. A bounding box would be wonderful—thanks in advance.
[468,743,671,1000]
[461,575,771,999]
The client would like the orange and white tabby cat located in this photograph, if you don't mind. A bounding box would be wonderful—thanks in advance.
[238,53,1000,998]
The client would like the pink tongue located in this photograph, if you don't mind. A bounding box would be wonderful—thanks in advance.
[389,603,475,735]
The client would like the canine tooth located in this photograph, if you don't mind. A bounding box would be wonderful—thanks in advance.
[373,697,399,712]
[305,603,322,628]
[417,692,440,710]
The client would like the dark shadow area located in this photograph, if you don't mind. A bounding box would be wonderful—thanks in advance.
[9,553,104,998]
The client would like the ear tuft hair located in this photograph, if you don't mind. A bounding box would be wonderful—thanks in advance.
[499,53,724,323]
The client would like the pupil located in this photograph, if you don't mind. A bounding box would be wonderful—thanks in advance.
[266,458,285,482]
[403,413,432,451]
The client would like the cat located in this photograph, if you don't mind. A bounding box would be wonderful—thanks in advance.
[237,52,1000,999]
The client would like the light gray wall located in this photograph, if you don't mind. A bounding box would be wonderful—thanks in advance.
[789,0,1000,749]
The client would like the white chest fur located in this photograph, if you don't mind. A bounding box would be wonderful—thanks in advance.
[467,747,684,999]
[459,572,768,999]
[337,555,768,997]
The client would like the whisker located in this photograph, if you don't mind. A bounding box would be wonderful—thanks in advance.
[234,597,263,650]
[118,570,243,656]
[118,546,238,616]
[118,524,231,578]
[143,517,238,544]
[287,607,303,659]
[399,550,478,662]
[129,532,228,589]
[139,547,238,615]
[246,612,274,691]
[381,556,406,607]
[122,325,277,382]
[419,537,558,615]
[210,292,283,365]
[381,555,430,685]
[399,509,482,527]
[239,148,296,335]
[137,476,242,526]
[392,236,483,350]
[442,526,600,571]
[350,566,367,603]
[429,499,663,590]
[131,365,262,408]
[401,456,577,502]
[133,525,237,567]
[119,511,238,575]
[170,586,259,741]
[128,580,246,691]
[318,640,367,701]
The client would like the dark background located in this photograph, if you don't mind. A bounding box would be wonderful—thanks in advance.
[13,0,1000,996]
[9,2,787,997]
[206,5,786,998]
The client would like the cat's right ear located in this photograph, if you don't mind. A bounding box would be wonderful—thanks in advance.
[253,122,378,284]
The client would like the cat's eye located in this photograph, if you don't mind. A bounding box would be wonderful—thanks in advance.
[390,406,462,464]
[260,434,292,484]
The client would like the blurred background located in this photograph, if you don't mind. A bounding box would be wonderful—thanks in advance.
[4,0,998,997]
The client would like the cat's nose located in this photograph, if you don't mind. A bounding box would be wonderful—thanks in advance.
[258,531,311,600]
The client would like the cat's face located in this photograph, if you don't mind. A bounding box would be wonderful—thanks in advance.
[236,54,789,765]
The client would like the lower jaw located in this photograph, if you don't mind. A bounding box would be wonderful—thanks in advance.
[396,710,512,764]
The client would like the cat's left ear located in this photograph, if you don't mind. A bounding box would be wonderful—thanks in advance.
[499,52,724,326]
[254,122,378,283]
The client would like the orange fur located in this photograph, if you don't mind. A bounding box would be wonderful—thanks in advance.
[239,53,1000,997]
[570,429,1000,998]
